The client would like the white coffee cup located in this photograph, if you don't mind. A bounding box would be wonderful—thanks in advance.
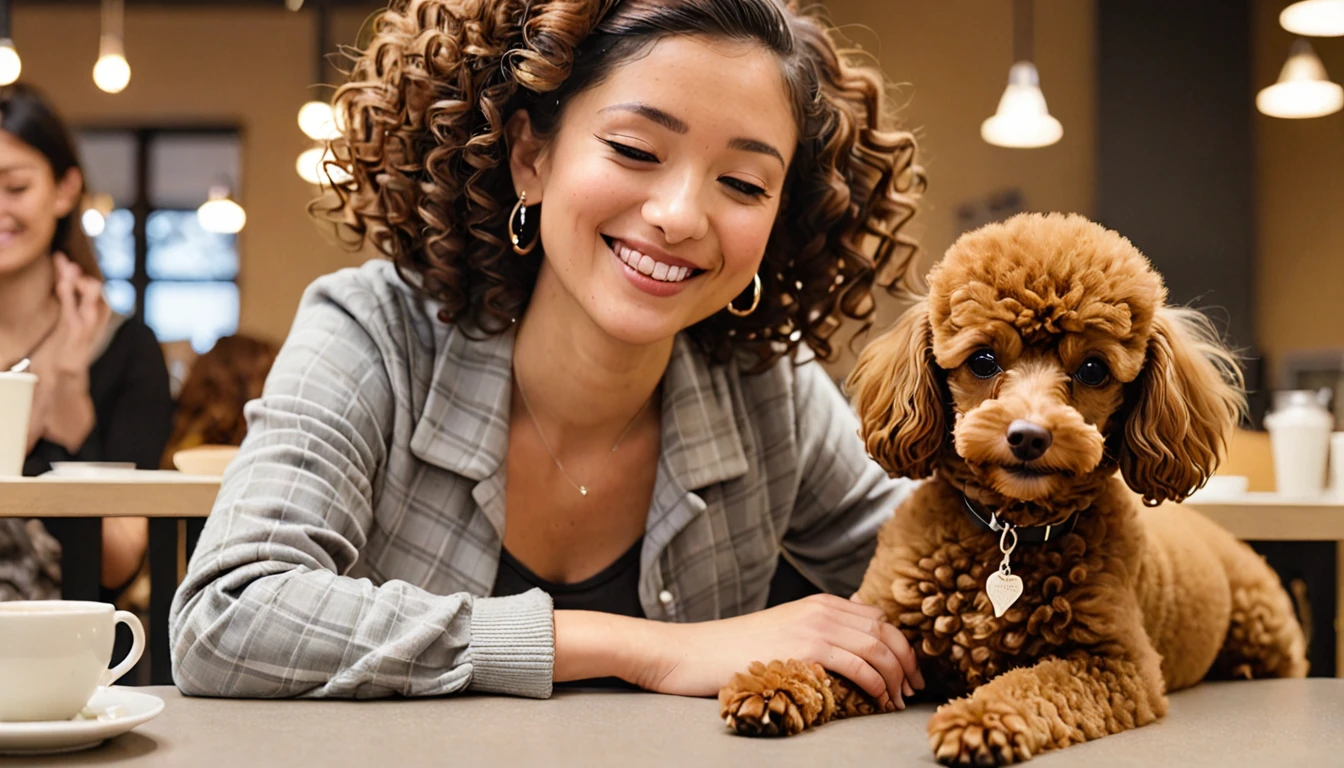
[0,371,37,477]
[0,601,145,722]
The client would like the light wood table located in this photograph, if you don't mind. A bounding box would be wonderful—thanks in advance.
[3,479,1341,680]
[0,474,221,686]
[0,680,1339,767]
[0,474,220,519]
[1187,492,1344,677]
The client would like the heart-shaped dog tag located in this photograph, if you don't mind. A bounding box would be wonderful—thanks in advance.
[985,571,1024,618]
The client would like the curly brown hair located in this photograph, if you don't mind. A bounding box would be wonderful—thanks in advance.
[315,0,924,369]
[160,335,279,467]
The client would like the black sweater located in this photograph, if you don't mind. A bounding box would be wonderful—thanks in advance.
[23,317,174,476]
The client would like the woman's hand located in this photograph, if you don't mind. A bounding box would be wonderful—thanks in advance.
[26,253,111,453]
[629,594,924,709]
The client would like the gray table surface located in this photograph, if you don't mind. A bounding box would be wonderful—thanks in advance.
[3,679,1340,767]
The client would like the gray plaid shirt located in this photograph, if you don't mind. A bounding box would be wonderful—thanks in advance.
[169,260,912,700]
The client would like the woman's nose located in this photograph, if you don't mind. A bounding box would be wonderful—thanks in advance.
[642,172,708,244]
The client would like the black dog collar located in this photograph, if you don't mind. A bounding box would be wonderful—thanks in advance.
[962,494,1080,544]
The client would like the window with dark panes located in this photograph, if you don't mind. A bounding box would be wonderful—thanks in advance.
[75,129,241,355]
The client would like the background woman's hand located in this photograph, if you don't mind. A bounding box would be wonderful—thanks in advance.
[634,593,924,709]
[25,253,111,452]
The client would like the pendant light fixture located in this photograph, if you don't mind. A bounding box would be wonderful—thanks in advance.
[296,2,349,185]
[0,1,20,86]
[1257,38,1344,118]
[197,184,247,235]
[295,146,351,186]
[93,0,131,94]
[1280,0,1344,37]
[296,2,339,142]
[981,0,1062,148]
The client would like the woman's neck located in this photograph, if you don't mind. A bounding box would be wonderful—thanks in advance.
[0,254,60,364]
[512,264,671,451]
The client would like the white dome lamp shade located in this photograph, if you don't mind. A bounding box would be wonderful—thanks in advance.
[981,61,1064,148]
[80,192,115,237]
[295,146,352,187]
[1280,0,1344,37]
[297,100,341,141]
[93,36,131,94]
[197,185,247,235]
[1257,38,1344,118]
[0,1,21,86]
[0,40,19,86]
[93,1,131,94]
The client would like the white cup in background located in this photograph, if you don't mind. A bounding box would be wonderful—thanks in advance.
[0,601,145,722]
[1332,432,1344,496]
[0,371,37,477]
[1264,390,1333,497]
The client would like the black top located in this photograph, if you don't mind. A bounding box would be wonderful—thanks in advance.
[23,317,174,476]
[493,536,645,691]
[493,536,646,618]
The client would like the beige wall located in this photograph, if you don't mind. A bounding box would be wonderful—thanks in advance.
[1251,0,1344,365]
[814,0,1095,376]
[20,2,1337,366]
[822,0,1097,314]
[14,4,381,345]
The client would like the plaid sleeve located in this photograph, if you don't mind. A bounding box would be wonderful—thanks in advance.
[168,278,554,699]
[783,360,916,596]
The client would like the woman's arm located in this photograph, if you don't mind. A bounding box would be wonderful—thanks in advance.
[555,595,922,709]
[170,278,554,699]
[95,319,174,589]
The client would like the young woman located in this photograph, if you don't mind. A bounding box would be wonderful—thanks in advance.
[171,0,927,708]
[0,83,174,597]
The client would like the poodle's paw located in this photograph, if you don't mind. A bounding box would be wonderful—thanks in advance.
[718,659,833,737]
[928,698,1035,766]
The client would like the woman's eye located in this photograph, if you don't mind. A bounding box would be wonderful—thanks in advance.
[601,139,658,163]
[967,349,1001,379]
[1075,358,1110,387]
[720,177,766,199]
[6,187,28,194]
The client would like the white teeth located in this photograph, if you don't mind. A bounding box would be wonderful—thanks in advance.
[611,239,694,283]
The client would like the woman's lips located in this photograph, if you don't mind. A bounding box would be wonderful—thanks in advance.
[604,236,703,298]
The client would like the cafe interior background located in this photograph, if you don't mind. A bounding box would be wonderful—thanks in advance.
[7,0,1343,680]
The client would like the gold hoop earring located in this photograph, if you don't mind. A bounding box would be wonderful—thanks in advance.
[726,273,762,317]
[510,191,540,255]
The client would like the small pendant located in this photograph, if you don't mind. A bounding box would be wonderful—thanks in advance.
[986,525,1022,618]
[579,486,588,496]
[985,570,1024,618]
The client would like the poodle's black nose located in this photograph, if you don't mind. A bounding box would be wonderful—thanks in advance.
[1007,420,1053,462]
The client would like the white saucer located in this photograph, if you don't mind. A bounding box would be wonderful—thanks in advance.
[0,687,164,755]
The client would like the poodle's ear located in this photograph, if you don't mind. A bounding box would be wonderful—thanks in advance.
[1119,307,1247,505]
[846,300,947,479]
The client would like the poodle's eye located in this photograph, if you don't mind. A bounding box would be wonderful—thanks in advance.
[966,349,1001,379]
[1075,358,1110,387]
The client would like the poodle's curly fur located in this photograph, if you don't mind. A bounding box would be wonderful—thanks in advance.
[719,213,1307,764]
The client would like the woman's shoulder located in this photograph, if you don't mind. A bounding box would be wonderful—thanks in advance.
[94,314,160,368]
[296,259,447,357]
[304,259,432,321]
[728,344,842,415]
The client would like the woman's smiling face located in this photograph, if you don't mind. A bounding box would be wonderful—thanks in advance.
[509,34,797,346]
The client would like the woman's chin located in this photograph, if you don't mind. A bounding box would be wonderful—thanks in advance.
[589,308,689,348]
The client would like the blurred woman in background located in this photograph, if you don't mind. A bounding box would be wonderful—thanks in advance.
[160,334,278,465]
[0,83,173,599]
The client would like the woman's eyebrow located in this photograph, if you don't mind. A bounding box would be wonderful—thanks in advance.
[600,102,688,133]
[600,102,785,168]
[727,137,785,167]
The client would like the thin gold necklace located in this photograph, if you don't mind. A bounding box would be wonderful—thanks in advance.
[512,367,653,497]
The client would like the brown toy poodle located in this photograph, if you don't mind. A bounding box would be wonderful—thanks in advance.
[719,213,1307,764]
